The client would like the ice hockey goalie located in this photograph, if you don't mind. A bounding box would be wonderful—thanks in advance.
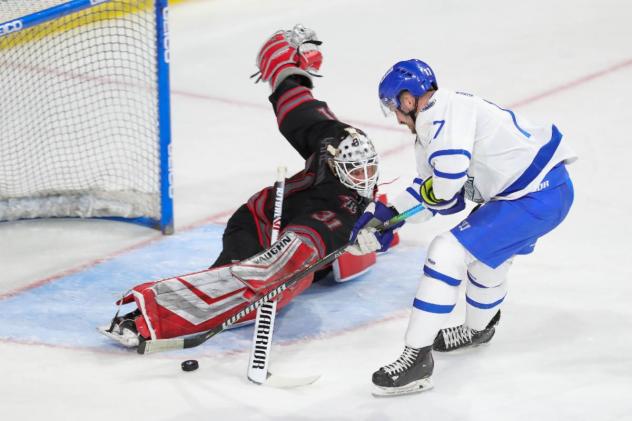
[99,24,391,348]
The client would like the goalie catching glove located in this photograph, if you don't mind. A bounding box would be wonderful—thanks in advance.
[252,24,323,90]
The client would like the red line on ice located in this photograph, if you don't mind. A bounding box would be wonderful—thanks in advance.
[0,209,233,301]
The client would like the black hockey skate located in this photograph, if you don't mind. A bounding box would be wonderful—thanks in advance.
[97,309,142,348]
[433,310,501,352]
[372,345,434,396]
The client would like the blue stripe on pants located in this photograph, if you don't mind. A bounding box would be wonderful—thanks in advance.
[423,265,461,286]
[466,295,506,309]
[413,298,455,314]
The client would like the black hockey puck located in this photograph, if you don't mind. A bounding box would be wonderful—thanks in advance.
[181,359,199,372]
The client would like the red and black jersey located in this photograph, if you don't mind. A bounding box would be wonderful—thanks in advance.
[212,75,370,268]
[269,75,370,193]
[271,76,350,160]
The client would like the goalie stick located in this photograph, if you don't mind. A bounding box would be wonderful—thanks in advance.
[137,203,426,355]
[245,166,319,388]
[246,300,321,388]
[246,166,286,384]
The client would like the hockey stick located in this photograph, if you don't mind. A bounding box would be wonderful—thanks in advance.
[137,203,425,355]
[246,167,321,388]
[268,166,286,245]
[246,299,320,388]
[247,166,295,385]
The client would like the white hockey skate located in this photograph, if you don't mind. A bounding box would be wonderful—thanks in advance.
[97,309,141,348]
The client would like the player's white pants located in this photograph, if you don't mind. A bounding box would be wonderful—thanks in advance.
[405,232,511,348]
[465,259,511,331]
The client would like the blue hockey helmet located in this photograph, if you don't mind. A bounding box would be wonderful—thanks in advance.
[378,59,437,115]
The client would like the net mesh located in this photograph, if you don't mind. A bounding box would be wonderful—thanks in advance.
[0,0,162,222]
[0,0,70,22]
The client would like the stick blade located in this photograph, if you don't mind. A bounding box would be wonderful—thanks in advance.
[263,372,321,389]
[137,337,185,354]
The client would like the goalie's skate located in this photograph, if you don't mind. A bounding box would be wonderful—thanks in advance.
[97,309,142,348]
[372,346,434,397]
[433,310,501,352]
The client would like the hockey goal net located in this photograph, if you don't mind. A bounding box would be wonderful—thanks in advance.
[0,0,173,233]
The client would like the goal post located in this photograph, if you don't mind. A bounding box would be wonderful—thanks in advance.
[0,0,174,234]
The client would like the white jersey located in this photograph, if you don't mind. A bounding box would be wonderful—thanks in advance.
[395,89,576,213]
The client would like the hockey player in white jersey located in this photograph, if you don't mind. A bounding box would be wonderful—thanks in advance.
[348,59,576,396]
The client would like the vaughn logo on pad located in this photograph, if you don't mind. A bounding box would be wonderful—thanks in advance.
[250,234,294,265]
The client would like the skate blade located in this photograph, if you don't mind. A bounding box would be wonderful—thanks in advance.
[372,378,433,397]
[433,339,494,354]
[97,325,139,348]
[434,329,496,353]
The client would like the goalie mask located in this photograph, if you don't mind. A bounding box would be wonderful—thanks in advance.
[329,128,379,199]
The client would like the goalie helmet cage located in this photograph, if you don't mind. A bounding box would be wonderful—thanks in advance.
[0,0,174,234]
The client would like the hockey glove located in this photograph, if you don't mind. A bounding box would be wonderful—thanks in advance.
[347,202,403,255]
[252,24,323,90]
[419,177,466,215]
